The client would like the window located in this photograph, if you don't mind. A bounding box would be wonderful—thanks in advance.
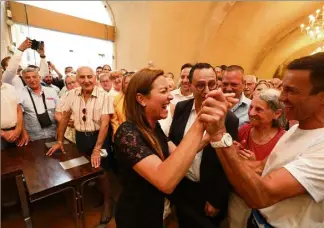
[17,1,113,25]
[11,1,114,75]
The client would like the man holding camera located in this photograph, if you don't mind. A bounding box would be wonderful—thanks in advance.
[2,38,50,92]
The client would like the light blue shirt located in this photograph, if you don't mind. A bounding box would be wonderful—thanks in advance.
[19,86,58,141]
[231,93,251,127]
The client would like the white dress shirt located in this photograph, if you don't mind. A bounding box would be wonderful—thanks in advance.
[159,105,172,137]
[1,83,18,129]
[183,101,205,182]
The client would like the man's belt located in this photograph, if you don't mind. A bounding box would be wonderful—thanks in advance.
[1,126,16,131]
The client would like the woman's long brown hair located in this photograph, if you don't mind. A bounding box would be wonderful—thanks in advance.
[124,68,165,160]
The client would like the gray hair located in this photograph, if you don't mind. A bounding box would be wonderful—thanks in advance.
[258,88,286,128]
[244,74,257,83]
[64,73,76,85]
[22,67,39,76]
[99,72,111,82]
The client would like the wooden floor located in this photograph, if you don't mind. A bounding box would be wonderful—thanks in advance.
[1,173,178,228]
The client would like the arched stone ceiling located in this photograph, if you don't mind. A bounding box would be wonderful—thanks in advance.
[108,1,324,80]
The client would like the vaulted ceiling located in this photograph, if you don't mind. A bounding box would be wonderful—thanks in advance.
[108,1,324,79]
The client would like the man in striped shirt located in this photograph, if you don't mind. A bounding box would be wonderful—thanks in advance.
[47,66,114,225]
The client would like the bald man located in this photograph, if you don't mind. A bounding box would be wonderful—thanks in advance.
[47,66,115,225]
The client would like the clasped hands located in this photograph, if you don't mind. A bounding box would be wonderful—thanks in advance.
[197,89,238,139]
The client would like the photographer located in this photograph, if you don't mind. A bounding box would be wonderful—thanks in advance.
[48,61,65,90]
[2,38,50,92]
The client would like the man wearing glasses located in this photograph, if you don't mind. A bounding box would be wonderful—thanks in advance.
[169,63,239,228]
[99,73,113,93]
[47,66,115,225]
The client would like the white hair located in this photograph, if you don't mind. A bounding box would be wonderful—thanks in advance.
[258,88,286,128]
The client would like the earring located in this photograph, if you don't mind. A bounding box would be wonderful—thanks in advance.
[142,103,146,107]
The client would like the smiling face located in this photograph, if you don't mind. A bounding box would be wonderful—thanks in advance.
[23,71,41,90]
[110,71,123,91]
[191,68,217,106]
[76,67,96,93]
[179,67,191,91]
[249,96,281,127]
[65,76,78,91]
[222,70,244,99]
[279,69,323,125]
[43,74,53,85]
[140,76,173,121]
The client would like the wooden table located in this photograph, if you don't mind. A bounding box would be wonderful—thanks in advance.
[1,139,105,228]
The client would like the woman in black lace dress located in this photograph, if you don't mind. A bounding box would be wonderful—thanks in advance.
[114,68,218,228]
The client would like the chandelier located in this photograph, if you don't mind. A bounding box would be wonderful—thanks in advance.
[300,6,324,40]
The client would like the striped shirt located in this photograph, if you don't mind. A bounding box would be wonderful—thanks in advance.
[62,86,114,132]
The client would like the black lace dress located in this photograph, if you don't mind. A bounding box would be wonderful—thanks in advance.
[114,121,169,228]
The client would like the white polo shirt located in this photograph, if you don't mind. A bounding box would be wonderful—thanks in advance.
[1,83,18,129]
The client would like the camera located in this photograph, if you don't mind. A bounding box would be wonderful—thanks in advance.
[30,39,43,50]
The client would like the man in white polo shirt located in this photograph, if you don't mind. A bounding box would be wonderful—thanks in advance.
[198,53,324,228]
[170,63,194,105]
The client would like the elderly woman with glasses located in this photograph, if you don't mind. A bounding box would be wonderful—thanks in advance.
[228,88,287,228]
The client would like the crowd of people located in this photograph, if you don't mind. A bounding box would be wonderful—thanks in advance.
[1,38,324,228]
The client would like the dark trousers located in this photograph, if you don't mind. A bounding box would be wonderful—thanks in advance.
[172,178,220,228]
[1,127,16,150]
[75,130,115,171]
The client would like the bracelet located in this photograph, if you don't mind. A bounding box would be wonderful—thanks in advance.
[40,55,46,58]
[57,141,63,145]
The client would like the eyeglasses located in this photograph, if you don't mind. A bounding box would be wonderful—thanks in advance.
[82,108,86,122]
[123,71,135,77]
[66,81,76,86]
[194,81,217,92]
[109,75,122,81]
[100,80,111,84]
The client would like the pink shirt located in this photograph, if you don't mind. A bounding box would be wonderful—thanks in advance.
[238,124,285,161]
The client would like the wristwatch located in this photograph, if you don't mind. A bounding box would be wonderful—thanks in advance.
[210,133,233,148]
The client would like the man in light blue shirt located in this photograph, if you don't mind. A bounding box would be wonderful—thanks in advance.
[19,67,58,141]
[221,65,251,127]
